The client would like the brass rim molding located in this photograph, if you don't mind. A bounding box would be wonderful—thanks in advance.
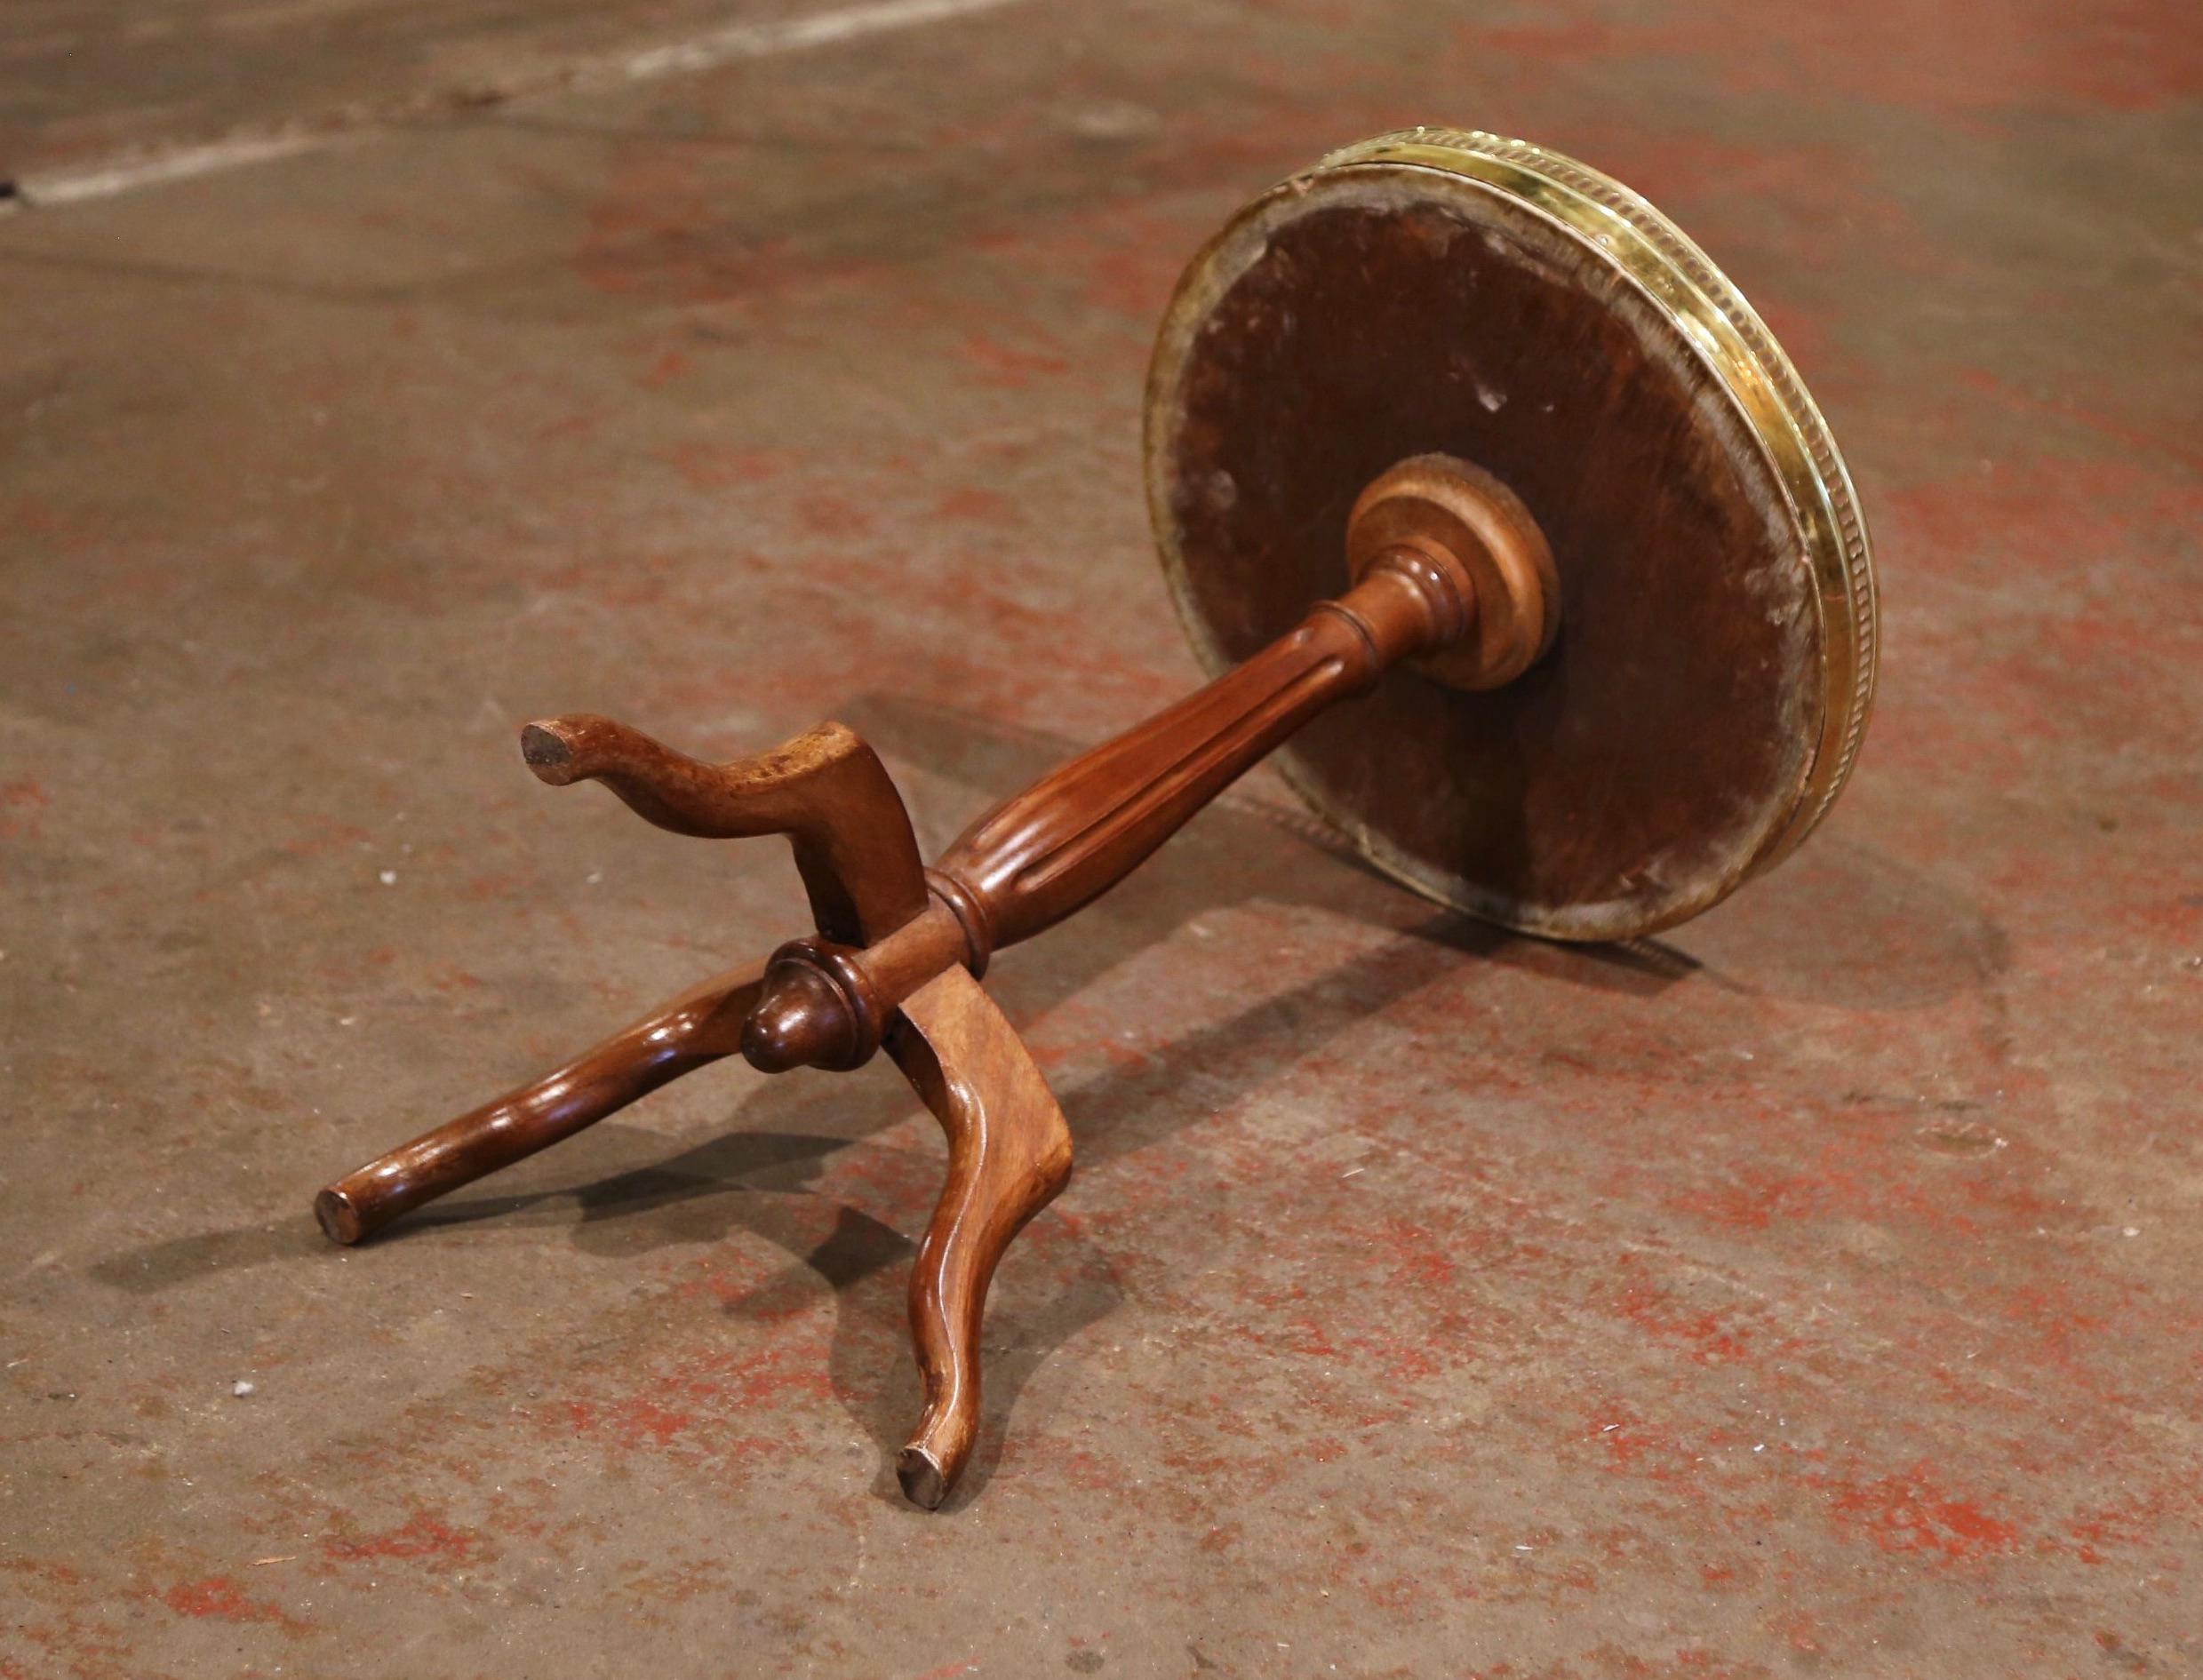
[1146,126,1880,915]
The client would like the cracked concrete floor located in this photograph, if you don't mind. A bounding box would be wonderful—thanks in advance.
[3,1,2199,1676]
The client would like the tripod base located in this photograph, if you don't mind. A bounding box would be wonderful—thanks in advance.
[318,952,1069,1509]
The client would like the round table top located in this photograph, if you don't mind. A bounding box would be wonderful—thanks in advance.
[1145,129,1880,942]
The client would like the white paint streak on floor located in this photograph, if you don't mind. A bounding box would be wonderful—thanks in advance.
[10,0,1031,209]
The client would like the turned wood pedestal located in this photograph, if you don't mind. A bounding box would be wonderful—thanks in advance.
[315,129,1879,1509]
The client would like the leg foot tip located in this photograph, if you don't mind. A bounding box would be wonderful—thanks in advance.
[314,1187,365,1246]
[518,721,577,782]
[896,1445,949,1510]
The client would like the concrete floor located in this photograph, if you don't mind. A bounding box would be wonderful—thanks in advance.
[3,1,2199,1675]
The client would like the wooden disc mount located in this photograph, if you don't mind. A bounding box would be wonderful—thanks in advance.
[1147,129,1878,941]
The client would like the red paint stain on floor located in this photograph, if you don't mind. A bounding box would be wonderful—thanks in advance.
[659,442,801,490]
[0,779,50,841]
[1462,0,2203,116]
[574,140,898,309]
[638,345,693,389]
[1829,1464,2021,1560]
[1666,1123,1984,1238]
[933,484,1019,524]
[958,331,1071,388]
[323,1510,491,1566]
[985,198,1209,322]
[564,1395,697,1448]
[793,490,878,540]
[1888,451,2203,579]
[278,816,372,859]
[1616,1281,1755,1365]
[161,1575,306,1631]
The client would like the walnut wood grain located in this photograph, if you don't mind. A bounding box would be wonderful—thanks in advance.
[737,505,1545,1078]
[521,714,926,945]
[886,963,1074,1509]
[929,534,1495,955]
[315,462,1550,1510]
[315,715,931,1244]
[315,959,764,1245]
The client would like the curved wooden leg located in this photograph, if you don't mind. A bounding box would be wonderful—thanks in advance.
[886,966,1073,1509]
[315,960,764,1245]
[520,714,926,946]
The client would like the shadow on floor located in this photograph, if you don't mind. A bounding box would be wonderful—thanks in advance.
[92,690,1992,1499]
